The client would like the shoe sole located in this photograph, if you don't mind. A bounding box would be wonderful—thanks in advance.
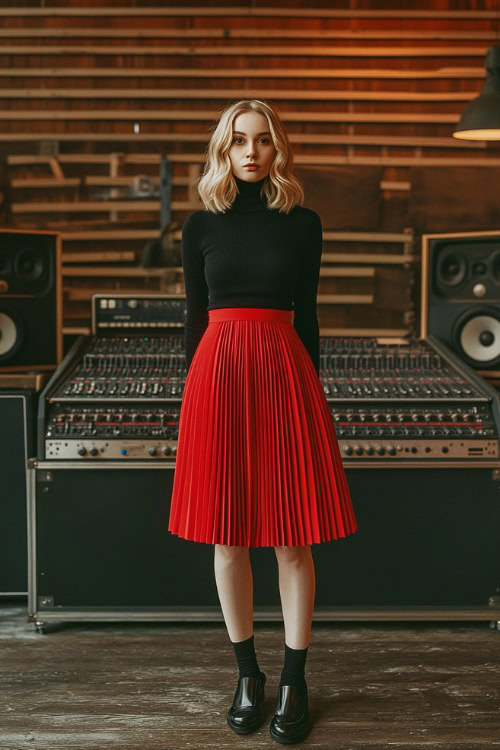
[227,715,262,734]
[269,719,312,744]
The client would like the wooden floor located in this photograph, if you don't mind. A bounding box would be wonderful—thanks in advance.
[1,603,499,749]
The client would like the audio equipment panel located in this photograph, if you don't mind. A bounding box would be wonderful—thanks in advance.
[35,293,500,464]
[26,459,500,629]
[28,296,500,629]
[421,229,500,380]
[91,293,185,334]
[0,372,46,595]
[319,336,500,462]
[45,404,180,460]
[0,229,62,371]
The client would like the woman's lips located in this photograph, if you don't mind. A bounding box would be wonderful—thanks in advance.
[244,164,259,170]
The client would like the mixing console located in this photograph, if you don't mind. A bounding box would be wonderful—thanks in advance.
[37,294,500,462]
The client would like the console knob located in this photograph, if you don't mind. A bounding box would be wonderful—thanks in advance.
[89,447,98,456]
[77,447,87,456]
[148,447,157,456]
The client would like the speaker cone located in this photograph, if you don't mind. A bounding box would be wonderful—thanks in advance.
[0,311,20,359]
[436,250,467,287]
[14,249,45,283]
[454,308,500,365]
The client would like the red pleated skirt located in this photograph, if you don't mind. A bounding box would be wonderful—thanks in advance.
[167,307,358,547]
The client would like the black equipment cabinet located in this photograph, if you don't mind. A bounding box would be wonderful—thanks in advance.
[0,389,38,595]
[27,459,500,632]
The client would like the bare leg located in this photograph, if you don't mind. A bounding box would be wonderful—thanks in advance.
[274,545,315,649]
[214,544,254,642]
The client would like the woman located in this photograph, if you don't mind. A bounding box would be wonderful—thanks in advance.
[168,99,358,744]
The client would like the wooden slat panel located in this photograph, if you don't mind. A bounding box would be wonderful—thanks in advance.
[0,110,476,136]
[8,153,500,169]
[0,88,483,100]
[1,3,487,342]
[0,44,490,56]
[325,231,412,243]
[11,178,80,187]
[63,284,173,302]
[0,6,498,17]
[0,28,498,41]
[318,294,374,304]
[321,268,375,278]
[61,230,160,240]
[0,111,468,125]
[58,232,413,251]
[62,267,175,277]
[2,133,486,149]
[321,327,410,335]
[63,326,90,335]
[12,200,188,213]
[63,251,136,263]
[0,67,489,80]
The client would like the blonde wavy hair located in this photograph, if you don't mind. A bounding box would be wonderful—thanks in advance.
[197,99,304,214]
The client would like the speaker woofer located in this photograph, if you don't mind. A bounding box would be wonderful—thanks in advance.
[436,250,467,287]
[0,311,22,359]
[454,307,500,365]
[14,249,45,283]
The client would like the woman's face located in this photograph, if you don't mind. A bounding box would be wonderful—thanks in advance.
[228,111,276,182]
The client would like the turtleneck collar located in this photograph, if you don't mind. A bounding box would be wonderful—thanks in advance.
[231,174,269,212]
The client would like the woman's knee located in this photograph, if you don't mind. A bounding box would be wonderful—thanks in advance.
[214,543,250,560]
[274,544,311,562]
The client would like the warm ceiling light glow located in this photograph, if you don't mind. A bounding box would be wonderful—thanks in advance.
[453,46,500,140]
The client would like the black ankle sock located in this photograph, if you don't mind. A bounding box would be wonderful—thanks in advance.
[279,643,308,689]
[231,634,264,679]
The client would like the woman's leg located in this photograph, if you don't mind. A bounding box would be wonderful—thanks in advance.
[274,545,315,649]
[214,544,253,641]
[214,544,264,681]
[270,545,314,742]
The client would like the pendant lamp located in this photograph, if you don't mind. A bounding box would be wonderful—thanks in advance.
[453,45,500,140]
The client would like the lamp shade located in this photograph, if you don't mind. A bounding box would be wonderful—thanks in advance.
[453,45,500,140]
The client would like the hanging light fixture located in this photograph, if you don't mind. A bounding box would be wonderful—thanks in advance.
[453,1,500,141]
[453,45,500,140]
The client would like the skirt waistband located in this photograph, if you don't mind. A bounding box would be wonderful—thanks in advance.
[208,307,293,323]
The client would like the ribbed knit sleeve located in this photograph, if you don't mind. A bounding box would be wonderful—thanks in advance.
[293,210,322,375]
[181,213,209,372]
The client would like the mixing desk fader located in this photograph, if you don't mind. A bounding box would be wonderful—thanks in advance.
[37,294,500,463]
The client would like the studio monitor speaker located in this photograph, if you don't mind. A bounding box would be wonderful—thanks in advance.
[0,229,62,372]
[421,230,500,376]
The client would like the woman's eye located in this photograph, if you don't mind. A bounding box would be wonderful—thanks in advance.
[232,137,270,144]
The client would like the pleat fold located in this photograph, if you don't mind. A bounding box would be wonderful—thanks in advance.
[168,309,358,546]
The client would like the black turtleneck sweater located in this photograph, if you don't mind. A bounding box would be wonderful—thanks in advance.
[182,174,323,375]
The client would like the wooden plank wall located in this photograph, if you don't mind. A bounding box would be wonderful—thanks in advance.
[2,2,500,336]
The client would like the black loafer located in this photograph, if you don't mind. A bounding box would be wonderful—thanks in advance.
[269,681,312,744]
[227,671,266,734]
